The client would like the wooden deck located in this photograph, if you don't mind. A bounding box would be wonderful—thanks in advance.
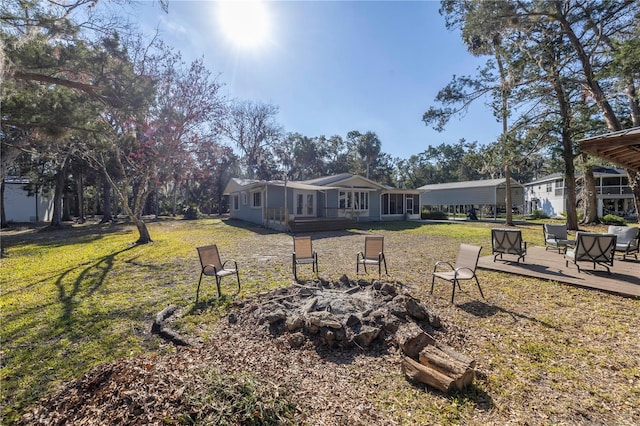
[477,246,640,298]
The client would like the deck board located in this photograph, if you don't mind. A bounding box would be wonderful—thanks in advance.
[477,246,640,298]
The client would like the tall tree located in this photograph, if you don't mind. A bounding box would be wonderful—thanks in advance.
[221,100,282,179]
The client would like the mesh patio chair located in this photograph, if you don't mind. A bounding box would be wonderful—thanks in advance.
[608,225,639,260]
[565,232,617,274]
[431,244,484,304]
[196,245,240,302]
[491,228,527,263]
[543,223,569,253]
[292,236,318,280]
[356,236,388,278]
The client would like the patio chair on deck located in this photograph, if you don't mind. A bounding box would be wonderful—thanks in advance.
[357,236,388,278]
[607,225,639,260]
[431,244,484,304]
[565,232,617,274]
[543,224,569,253]
[292,236,318,280]
[491,228,527,263]
[196,245,240,302]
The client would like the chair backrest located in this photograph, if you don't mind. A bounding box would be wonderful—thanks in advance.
[543,223,567,240]
[293,236,313,259]
[492,228,523,253]
[608,225,639,247]
[574,232,617,262]
[455,244,482,271]
[197,245,223,270]
[364,236,384,260]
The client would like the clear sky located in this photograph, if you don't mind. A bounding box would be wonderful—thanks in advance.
[125,0,503,160]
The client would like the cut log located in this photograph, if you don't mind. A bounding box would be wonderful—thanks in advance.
[401,356,456,392]
[419,345,475,389]
[394,322,435,358]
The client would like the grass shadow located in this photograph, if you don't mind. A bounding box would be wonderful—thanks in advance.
[456,300,561,330]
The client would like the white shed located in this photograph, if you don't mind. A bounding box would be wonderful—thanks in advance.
[2,177,53,223]
[418,178,525,217]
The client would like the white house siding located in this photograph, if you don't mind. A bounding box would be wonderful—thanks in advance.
[524,170,636,218]
[418,179,525,215]
[3,180,53,222]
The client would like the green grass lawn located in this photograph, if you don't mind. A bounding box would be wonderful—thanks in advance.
[1,217,638,425]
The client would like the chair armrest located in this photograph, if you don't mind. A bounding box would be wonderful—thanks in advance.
[433,261,454,273]
[221,259,238,270]
[453,266,474,278]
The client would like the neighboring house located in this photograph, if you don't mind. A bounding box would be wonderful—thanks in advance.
[2,177,53,223]
[418,178,525,219]
[524,168,636,218]
[223,173,421,231]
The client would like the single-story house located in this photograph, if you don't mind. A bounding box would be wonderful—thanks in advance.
[223,173,421,231]
[2,177,53,222]
[418,178,525,219]
[524,168,636,218]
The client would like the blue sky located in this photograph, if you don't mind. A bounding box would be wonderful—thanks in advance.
[126,1,502,160]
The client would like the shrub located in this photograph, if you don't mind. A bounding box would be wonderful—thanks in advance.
[421,210,448,220]
[600,214,625,226]
[183,205,200,220]
[530,210,549,219]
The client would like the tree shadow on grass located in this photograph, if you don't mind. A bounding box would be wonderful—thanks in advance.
[456,300,561,330]
[56,245,138,328]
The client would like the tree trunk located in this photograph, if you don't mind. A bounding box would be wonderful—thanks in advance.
[49,168,65,227]
[76,168,85,224]
[505,166,513,226]
[581,159,599,224]
[132,216,153,244]
[627,170,640,224]
[100,174,113,223]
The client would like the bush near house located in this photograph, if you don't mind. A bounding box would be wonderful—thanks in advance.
[600,214,625,226]
[421,209,448,220]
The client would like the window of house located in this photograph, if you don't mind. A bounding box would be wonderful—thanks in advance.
[602,177,621,186]
[546,182,552,192]
[233,195,239,210]
[251,191,262,208]
[242,192,248,205]
[354,191,369,211]
[340,191,369,211]
[382,193,404,214]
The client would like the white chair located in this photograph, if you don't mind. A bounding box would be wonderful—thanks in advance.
[431,244,483,304]
[543,223,569,253]
[565,232,617,274]
[607,225,639,260]
[491,228,527,263]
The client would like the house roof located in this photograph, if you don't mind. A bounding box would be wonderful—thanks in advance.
[579,127,640,172]
[418,178,523,192]
[302,173,389,189]
[224,174,417,195]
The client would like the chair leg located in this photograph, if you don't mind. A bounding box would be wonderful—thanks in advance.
[293,255,298,280]
[475,276,485,299]
[215,276,222,298]
[451,279,457,304]
[383,256,388,275]
[430,275,436,294]
[235,270,241,293]
[196,273,204,303]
